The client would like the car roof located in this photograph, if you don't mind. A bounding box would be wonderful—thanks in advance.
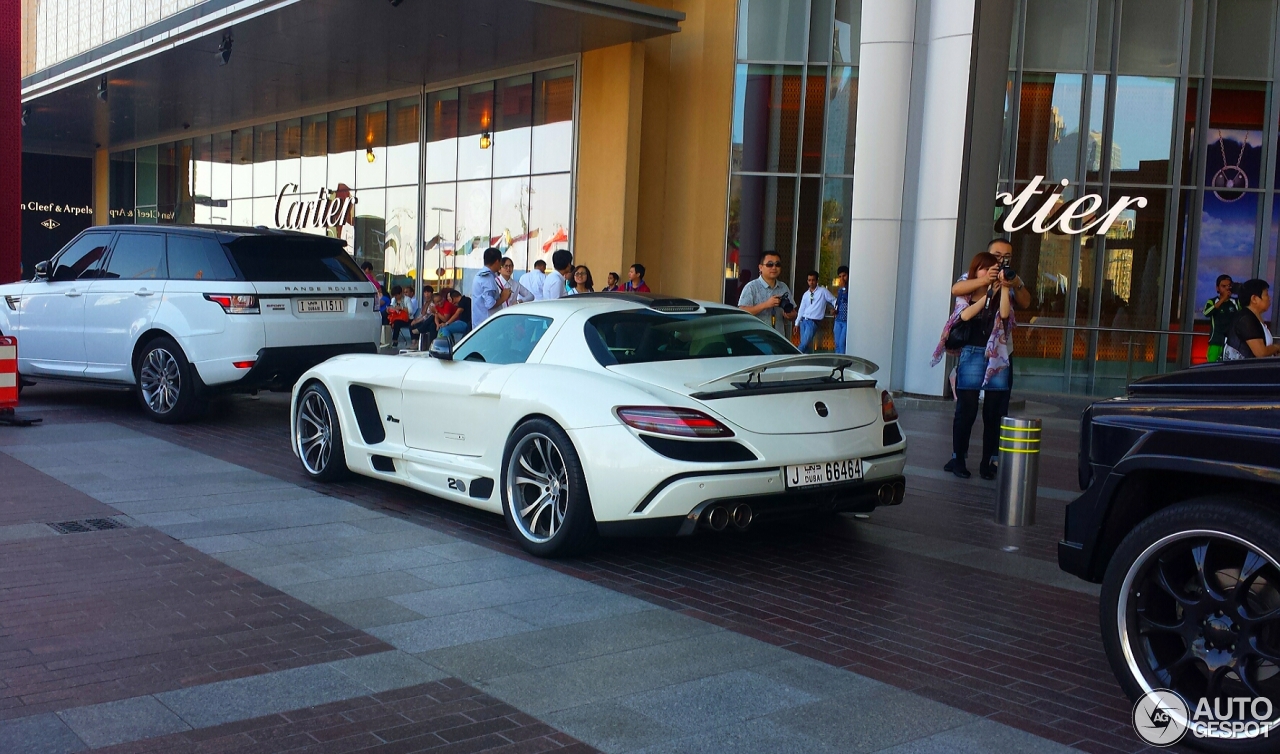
[79,224,336,242]
[500,293,743,318]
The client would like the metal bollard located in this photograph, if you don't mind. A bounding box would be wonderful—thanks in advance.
[995,416,1040,526]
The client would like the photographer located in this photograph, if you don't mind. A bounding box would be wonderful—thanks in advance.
[738,251,797,337]
[952,239,1031,310]
[932,251,1016,480]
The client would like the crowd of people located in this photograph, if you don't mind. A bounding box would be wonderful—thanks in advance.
[735,251,850,355]
[362,250,656,349]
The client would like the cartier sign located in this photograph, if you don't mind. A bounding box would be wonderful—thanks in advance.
[274,184,357,230]
[997,176,1147,236]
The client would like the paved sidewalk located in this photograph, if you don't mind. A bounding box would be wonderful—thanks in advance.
[2,417,1079,753]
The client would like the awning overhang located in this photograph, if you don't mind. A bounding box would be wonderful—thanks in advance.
[20,0,683,153]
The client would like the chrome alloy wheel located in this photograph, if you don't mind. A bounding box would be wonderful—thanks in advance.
[139,348,181,415]
[295,390,334,475]
[1119,529,1280,739]
[506,432,569,544]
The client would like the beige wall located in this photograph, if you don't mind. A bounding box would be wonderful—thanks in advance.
[574,0,738,301]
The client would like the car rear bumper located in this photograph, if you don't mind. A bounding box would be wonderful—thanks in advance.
[203,342,377,392]
[596,473,908,537]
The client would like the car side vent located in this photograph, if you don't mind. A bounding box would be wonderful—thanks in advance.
[648,298,700,313]
[469,477,495,500]
[370,455,396,473]
[348,385,386,444]
[882,423,903,446]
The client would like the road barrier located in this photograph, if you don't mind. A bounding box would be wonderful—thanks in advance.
[0,336,16,410]
[995,416,1040,526]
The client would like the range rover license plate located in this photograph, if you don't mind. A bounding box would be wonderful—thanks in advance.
[297,298,345,313]
[785,458,862,489]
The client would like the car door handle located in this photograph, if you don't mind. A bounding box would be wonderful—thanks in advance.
[134,289,155,297]
[64,290,82,298]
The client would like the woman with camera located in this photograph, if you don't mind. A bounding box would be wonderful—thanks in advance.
[932,251,1016,479]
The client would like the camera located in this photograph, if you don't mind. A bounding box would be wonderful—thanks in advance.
[999,260,1017,282]
[778,293,795,314]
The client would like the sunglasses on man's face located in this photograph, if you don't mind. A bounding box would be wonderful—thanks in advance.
[761,262,782,268]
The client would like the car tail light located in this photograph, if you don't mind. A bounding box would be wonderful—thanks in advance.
[203,294,259,314]
[232,360,257,369]
[881,391,898,423]
[615,407,735,438]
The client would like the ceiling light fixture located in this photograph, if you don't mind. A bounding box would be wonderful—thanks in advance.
[96,77,108,102]
[20,107,29,126]
[389,0,404,6]
[217,32,233,66]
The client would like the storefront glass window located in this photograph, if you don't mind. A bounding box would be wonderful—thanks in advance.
[1003,0,1280,395]
[1117,0,1183,76]
[1023,0,1089,71]
[109,65,574,290]
[738,0,809,62]
[725,0,861,338]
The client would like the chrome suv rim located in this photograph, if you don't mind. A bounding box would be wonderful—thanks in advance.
[506,433,568,543]
[139,348,180,414]
[295,391,333,475]
[1119,529,1280,739]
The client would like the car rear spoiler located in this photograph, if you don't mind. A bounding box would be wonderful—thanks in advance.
[687,354,879,400]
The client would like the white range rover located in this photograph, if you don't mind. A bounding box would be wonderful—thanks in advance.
[0,225,381,422]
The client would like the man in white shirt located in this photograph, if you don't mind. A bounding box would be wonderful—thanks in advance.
[499,257,537,307]
[543,249,573,300]
[527,259,549,300]
[796,270,837,353]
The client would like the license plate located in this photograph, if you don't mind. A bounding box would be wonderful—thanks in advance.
[785,458,862,489]
[296,298,345,313]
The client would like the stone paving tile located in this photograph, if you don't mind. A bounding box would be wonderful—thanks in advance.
[57,695,190,749]
[155,663,374,728]
[0,712,86,754]
[369,609,540,653]
[322,597,428,630]
[617,670,816,734]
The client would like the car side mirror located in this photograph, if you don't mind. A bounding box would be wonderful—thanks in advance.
[428,337,453,361]
[34,261,49,280]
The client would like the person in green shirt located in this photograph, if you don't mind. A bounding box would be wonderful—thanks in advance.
[1204,274,1242,363]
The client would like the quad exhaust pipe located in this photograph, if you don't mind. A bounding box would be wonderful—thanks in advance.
[876,481,906,506]
[702,503,753,532]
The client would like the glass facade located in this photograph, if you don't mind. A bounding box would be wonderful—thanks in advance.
[29,0,207,76]
[724,0,861,350]
[108,65,575,291]
[1001,0,1280,396]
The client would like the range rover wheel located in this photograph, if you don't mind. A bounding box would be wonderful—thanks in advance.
[294,382,349,482]
[135,336,204,423]
[1101,498,1280,752]
[500,418,598,558]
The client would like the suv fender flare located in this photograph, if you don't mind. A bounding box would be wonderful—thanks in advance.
[132,329,209,396]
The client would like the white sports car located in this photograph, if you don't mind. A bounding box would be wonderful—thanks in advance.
[290,294,907,557]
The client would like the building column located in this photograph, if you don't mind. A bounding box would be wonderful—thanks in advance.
[574,42,646,282]
[94,148,109,226]
[845,0,917,386]
[1,0,20,283]
[900,0,978,396]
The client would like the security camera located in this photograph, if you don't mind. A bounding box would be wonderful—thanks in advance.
[20,107,29,126]
[217,33,233,66]
[389,0,404,6]
[96,77,108,102]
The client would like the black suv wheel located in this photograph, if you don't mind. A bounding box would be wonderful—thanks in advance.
[134,336,205,423]
[1102,497,1280,752]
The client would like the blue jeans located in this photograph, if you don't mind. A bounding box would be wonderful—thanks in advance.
[439,320,471,342]
[798,319,819,353]
[833,319,847,354]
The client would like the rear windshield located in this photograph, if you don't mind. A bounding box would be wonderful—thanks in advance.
[584,309,799,365]
[224,237,366,282]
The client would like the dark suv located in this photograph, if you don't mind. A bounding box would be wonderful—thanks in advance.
[1060,359,1280,751]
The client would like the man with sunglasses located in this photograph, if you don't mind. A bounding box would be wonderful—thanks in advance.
[739,251,797,337]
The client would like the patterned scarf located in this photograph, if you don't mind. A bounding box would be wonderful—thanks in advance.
[931,295,1016,388]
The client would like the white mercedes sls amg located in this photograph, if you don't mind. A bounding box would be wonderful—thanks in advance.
[290,294,907,557]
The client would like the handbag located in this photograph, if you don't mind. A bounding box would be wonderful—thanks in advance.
[944,318,972,351]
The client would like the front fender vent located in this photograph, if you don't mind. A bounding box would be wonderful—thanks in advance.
[348,385,386,445]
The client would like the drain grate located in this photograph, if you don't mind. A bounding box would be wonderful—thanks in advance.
[46,518,129,535]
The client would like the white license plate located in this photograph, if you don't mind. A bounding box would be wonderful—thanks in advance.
[785,458,862,489]
[296,298,345,313]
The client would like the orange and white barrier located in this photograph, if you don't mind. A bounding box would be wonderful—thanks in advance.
[0,336,16,410]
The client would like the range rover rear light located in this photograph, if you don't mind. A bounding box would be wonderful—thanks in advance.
[881,391,899,423]
[232,360,257,369]
[615,406,735,438]
[203,294,259,314]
